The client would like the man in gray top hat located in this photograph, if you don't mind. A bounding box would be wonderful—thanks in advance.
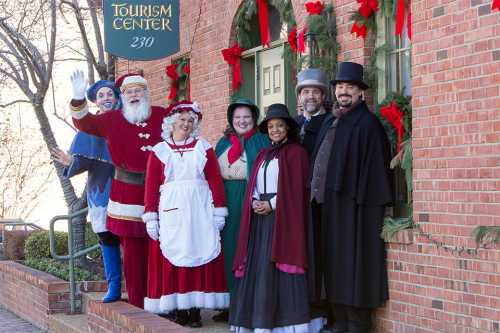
[295,68,329,156]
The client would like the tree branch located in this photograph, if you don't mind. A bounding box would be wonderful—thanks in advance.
[0,99,31,108]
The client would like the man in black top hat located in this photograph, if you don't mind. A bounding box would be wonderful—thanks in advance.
[295,68,329,157]
[310,62,392,333]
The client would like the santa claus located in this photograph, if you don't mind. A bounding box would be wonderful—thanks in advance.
[69,70,168,309]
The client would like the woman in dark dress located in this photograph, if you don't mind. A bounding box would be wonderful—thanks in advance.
[214,99,270,322]
[229,104,324,333]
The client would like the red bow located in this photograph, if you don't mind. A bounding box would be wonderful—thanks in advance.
[492,0,500,10]
[380,101,404,153]
[298,27,307,53]
[305,1,325,15]
[357,0,378,18]
[351,21,367,39]
[182,64,190,100]
[222,44,244,90]
[288,27,298,52]
[166,64,178,100]
[257,0,270,47]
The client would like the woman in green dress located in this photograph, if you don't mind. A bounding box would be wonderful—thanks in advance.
[214,99,270,321]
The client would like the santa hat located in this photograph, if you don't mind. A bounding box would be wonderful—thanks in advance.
[166,100,202,120]
[115,73,148,91]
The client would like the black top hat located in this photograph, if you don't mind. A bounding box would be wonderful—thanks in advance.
[227,98,260,125]
[330,61,369,90]
[258,103,298,134]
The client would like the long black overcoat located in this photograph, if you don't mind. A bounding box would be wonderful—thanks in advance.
[311,101,392,309]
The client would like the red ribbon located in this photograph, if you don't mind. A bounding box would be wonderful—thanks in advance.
[305,1,325,15]
[407,0,412,40]
[288,27,298,52]
[298,27,307,53]
[492,0,500,10]
[222,44,244,90]
[182,64,190,100]
[395,0,405,37]
[380,101,404,153]
[357,0,379,18]
[351,21,367,39]
[257,0,270,47]
[227,127,257,165]
[166,64,178,100]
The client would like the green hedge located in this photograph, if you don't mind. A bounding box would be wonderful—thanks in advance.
[24,258,102,281]
[24,231,68,260]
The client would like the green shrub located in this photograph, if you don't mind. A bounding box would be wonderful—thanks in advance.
[24,230,68,260]
[23,258,103,281]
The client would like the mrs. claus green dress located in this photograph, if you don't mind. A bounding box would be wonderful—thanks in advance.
[215,131,269,295]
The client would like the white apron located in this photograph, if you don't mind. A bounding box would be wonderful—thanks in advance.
[152,139,221,267]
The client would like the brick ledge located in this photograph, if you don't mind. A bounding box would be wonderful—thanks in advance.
[87,298,195,333]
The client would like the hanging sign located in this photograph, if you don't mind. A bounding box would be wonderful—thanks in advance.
[104,0,180,60]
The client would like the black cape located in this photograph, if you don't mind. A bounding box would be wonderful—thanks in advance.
[311,101,392,309]
[295,113,329,157]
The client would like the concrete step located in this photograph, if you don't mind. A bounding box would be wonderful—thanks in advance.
[48,313,88,333]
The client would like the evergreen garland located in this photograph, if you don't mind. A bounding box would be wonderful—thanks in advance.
[376,92,413,241]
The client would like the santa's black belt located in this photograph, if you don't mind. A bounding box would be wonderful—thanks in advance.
[114,167,145,185]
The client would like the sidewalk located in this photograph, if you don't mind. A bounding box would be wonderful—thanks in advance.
[0,306,47,333]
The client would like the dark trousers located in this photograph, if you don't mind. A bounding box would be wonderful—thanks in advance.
[97,231,120,246]
[331,304,372,333]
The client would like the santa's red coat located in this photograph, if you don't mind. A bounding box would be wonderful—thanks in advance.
[71,101,168,237]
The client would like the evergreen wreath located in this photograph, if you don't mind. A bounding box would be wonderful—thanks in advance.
[235,0,297,49]
[234,1,339,85]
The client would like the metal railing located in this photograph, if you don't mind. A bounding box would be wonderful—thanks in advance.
[0,219,44,247]
[49,208,100,314]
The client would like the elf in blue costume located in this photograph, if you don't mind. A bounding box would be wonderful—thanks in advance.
[52,80,122,303]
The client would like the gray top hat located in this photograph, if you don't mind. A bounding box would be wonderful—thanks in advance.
[295,68,328,96]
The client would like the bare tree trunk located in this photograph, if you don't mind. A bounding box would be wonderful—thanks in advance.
[33,101,87,264]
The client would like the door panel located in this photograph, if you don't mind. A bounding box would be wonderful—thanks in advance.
[258,46,285,119]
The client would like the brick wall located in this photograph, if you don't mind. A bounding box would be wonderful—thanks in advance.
[374,0,499,332]
[118,0,500,332]
[0,261,106,330]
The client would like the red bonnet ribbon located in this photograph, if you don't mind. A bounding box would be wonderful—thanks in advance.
[166,64,179,100]
[380,101,404,154]
[257,0,270,47]
[222,44,244,90]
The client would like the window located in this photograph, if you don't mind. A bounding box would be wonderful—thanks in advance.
[376,13,412,101]
[376,12,412,218]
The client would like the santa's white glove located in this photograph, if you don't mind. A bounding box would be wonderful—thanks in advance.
[70,69,87,100]
[146,220,159,240]
[214,215,226,231]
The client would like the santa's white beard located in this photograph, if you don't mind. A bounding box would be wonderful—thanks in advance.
[122,98,151,124]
